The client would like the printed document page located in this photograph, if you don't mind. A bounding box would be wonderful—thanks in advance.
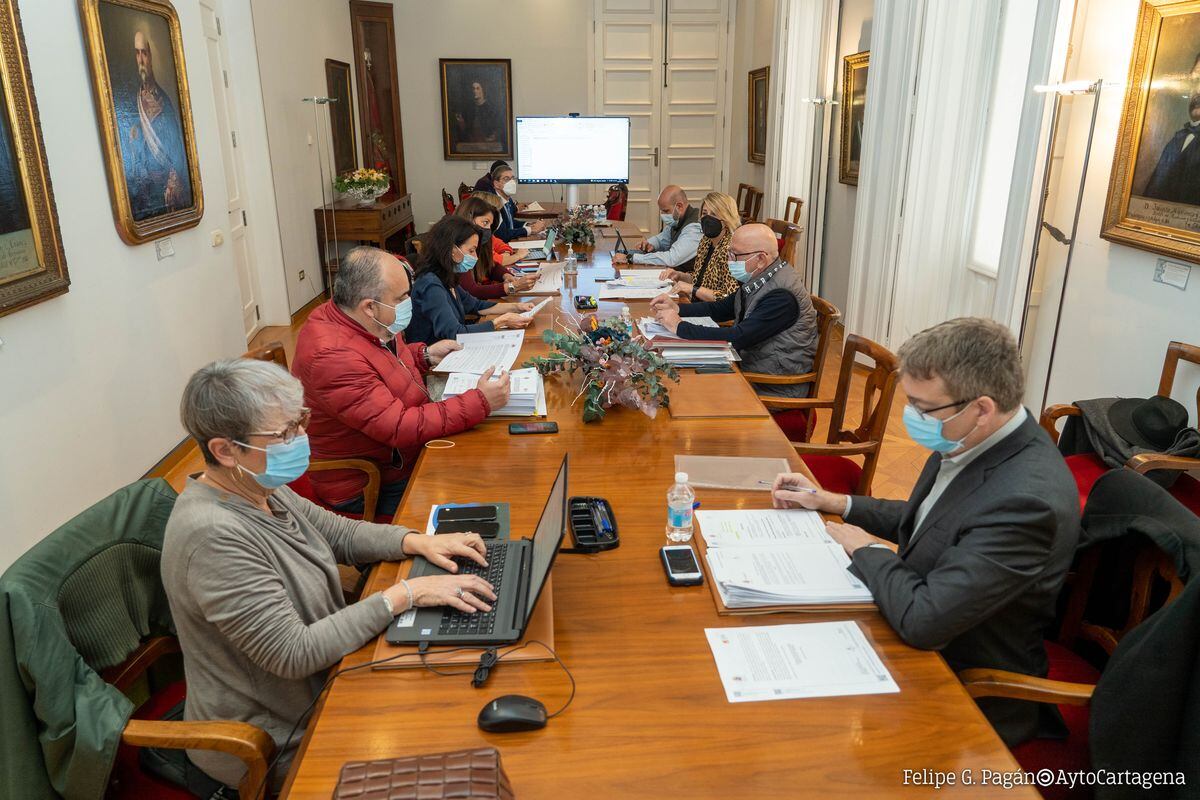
[696,508,828,546]
[705,544,873,606]
[433,330,525,374]
[705,621,899,702]
[520,297,553,318]
[638,317,717,339]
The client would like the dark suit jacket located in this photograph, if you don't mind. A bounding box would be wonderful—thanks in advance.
[1143,125,1200,206]
[847,412,1080,745]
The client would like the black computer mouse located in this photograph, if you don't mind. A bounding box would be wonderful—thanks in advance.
[477,694,548,733]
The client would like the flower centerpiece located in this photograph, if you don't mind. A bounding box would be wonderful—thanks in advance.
[556,204,598,247]
[525,315,679,422]
[333,167,390,206]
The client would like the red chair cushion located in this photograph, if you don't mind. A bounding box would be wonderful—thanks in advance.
[109,680,192,799]
[772,409,813,442]
[1009,641,1098,800]
[1064,453,1110,512]
[1168,473,1200,516]
[801,455,863,496]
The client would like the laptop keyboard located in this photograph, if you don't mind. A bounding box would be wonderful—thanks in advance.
[437,543,508,637]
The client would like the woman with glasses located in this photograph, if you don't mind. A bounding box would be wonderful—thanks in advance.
[452,196,537,300]
[407,215,534,346]
[163,358,498,794]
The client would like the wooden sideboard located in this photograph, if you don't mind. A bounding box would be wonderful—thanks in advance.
[313,193,415,277]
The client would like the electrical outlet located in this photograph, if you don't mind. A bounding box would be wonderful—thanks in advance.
[298,270,306,281]
[155,238,175,260]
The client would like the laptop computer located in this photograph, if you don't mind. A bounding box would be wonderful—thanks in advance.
[385,455,569,646]
[522,228,557,261]
[614,227,632,257]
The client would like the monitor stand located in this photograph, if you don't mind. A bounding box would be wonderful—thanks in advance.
[565,183,580,209]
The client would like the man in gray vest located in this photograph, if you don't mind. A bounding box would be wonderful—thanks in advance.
[613,185,702,270]
[650,223,817,399]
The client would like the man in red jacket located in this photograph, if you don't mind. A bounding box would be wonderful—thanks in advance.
[293,247,512,516]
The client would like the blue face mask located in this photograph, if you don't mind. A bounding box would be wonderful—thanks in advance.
[235,434,311,489]
[727,259,750,283]
[902,403,971,453]
[660,212,676,227]
[373,298,412,336]
[454,247,477,273]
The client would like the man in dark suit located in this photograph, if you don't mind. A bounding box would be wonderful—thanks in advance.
[1143,51,1200,206]
[773,317,1080,746]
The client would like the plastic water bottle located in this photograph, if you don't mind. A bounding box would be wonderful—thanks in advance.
[620,305,632,332]
[565,243,577,275]
[666,472,696,542]
[596,204,608,224]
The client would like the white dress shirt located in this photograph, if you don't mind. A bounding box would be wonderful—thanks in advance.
[631,221,703,268]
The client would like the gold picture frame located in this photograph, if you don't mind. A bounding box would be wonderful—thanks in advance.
[840,50,869,186]
[0,0,69,318]
[748,66,768,165]
[1102,0,1200,263]
[79,0,203,245]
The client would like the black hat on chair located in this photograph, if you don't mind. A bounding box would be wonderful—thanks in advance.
[1107,395,1190,450]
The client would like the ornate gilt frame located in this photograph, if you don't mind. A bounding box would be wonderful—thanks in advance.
[0,0,69,317]
[1101,0,1200,263]
[79,0,203,245]
[840,50,869,186]
[747,66,768,165]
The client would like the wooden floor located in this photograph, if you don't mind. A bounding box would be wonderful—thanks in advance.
[230,300,927,503]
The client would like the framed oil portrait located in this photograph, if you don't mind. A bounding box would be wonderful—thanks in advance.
[79,0,203,245]
[748,67,768,165]
[0,1,69,318]
[325,59,357,175]
[440,58,513,161]
[840,51,869,186]
[1102,0,1200,263]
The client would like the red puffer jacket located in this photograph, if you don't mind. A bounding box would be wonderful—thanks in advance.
[292,301,490,505]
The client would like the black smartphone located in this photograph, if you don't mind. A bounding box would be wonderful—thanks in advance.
[574,296,598,310]
[695,364,734,374]
[436,520,500,538]
[660,545,704,586]
[436,505,497,525]
[509,421,559,435]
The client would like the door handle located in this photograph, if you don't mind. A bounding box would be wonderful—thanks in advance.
[652,146,659,167]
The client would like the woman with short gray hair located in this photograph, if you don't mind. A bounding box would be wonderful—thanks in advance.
[163,358,497,793]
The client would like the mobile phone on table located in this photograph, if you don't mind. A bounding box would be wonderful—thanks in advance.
[509,421,559,435]
[660,545,703,586]
[436,505,498,525]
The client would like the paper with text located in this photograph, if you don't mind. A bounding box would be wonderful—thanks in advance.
[696,508,828,546]
[432,330,525,374]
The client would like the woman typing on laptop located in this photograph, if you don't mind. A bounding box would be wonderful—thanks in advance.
[162,359,498,794]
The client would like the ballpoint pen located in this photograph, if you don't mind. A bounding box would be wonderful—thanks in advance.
[757,480,817,494]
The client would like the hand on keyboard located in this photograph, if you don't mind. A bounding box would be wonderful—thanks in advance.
[402,531,488,571]
[408,574,497,613]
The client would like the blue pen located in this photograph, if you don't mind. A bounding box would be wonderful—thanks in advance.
[692,501,701,510]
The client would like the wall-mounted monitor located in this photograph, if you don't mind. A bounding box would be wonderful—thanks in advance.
[515,116,630,185]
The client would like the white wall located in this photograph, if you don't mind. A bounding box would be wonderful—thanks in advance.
[250,0,354,314]
[394,1,591,231]
[728,0,773,196]
[0,0,246,571]
[818,0,871,312]
[1024,0,1200,418]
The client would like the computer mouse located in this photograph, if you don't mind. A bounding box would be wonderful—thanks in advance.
[477,694,548,733]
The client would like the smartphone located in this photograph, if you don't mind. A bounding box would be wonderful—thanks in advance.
[695,364,734,374]
[574,296,598,310]
[660,545,703,586]
[509,421,559,435]
[436,505,497,525]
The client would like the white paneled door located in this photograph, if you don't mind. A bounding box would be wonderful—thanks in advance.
[593,0,732,234]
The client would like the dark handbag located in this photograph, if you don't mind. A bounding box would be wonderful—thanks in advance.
[332,747,515,799]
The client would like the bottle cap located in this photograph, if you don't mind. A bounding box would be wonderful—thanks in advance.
[675,472,688,483]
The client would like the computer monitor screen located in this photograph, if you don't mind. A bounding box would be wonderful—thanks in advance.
[526,455,568,620]
[516,116,629,184]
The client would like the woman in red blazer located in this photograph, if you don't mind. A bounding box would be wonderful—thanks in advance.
[453,196,537,300]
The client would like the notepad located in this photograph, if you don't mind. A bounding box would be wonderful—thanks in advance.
[432,330,525,374]
[705,621,899,702]
[443,367,546,417]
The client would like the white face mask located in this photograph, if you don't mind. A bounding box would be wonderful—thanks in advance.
[502,179,518,196]
[660,211,675,226]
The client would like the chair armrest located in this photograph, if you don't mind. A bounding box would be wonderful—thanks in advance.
[1039,404,1080,443]
[789,442,877,457]
[123,719,275,800]
[309,458,382,522]
[742,370,817,386]
[958,668,1093,706]
[756,397,838,411]
[102,637,181,693]
[1127,453,1200,473]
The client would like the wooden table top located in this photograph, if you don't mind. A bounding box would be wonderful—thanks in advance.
[280,243,1034,798]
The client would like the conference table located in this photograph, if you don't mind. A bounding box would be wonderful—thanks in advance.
[281,224,1038,798]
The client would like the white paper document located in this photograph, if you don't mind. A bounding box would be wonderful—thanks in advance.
[442,367,546,416]
[524,201,545,212]
[520,297,553,318]
[598,284,676,300]
[432,330,525,374]
[705,545,871,607]
[528,264,564,294]
[638,316,718,339]
[705,621,899,702]
[509,239,548,250]
[696,508,829,546]
[608,273,672,289]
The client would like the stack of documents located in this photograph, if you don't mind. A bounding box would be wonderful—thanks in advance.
[705,621,899,702]
[637,316,718,339]
[658,344,738,367]
[443,367,546,417]
[697,509,874,608]
[432,330,525,374]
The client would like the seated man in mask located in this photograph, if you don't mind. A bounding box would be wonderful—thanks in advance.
[613,185,702,270]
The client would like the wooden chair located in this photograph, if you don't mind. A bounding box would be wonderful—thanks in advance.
[742,295,841,442]
[765,218,804,270]
[243,340,287,370]
[741,186,764,223]
[1040,340,1200,515]
[736,183,751,217]
[441,189,457,215]
[783,195,804,224]
[760,333,899,496]
[457,182,473,201]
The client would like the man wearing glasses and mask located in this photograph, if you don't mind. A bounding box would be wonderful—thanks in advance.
[770,317,1080,750]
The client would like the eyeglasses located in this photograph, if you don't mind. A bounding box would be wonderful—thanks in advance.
[906,399,971,422]
[248,408,311,444]
[729,249,766,260]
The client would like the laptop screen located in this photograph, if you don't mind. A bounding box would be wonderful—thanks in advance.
[525,455,568,620]
[542,228,556,253]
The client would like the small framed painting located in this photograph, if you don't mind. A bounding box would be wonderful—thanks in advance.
[748,66,769,164]
[1102,0,1200,263]
[440,58,513,161]
[840,50,869,186]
